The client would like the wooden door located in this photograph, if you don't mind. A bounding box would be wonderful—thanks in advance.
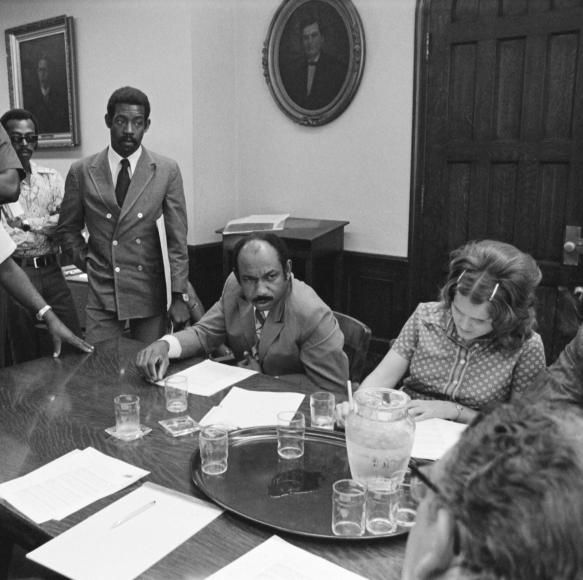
[410,0,583,361]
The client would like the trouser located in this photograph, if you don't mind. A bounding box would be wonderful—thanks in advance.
[7,262,82,364]
[85,306,166,345]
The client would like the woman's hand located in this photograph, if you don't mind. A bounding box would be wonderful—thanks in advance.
[407,400,459,422]
[335,401,351,428]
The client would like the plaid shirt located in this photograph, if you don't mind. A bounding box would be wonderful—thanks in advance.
[392,302,545,410]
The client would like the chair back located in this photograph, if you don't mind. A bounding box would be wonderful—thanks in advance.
[333,311,372,385]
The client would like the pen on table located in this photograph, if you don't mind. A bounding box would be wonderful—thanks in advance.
[347,380,353,411]
[110,500,156,529]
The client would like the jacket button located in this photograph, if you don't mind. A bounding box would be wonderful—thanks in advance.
[115,267,120,273]
[136,239,141,244]
[138,265,143,271]
[138,213,143,218]
[106,213,112,219]
[113,240,118,246]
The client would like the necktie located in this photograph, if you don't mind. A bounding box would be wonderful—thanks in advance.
[115,159,131,207]
[252,310,266,361]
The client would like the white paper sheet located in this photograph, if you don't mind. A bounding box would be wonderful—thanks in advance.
[207,535,367,580]
[156,215,172,310]
[0,447,149,524]
[156,360,257,397]
[411,418,467,461]
[199,386,305,429]
[27,482,223,580]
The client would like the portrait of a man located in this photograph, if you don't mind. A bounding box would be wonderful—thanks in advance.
[20,37,70,135]
[279,1,350,111]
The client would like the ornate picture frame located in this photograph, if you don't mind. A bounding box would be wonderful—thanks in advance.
[263,0,365,127]
[5,15,79,147]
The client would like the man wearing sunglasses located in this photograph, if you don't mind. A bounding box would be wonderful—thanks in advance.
[402,401,583,580]
[0,108,82,363]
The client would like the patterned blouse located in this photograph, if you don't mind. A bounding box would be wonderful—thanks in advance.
[1,161,64,258]
[392,302,546,410]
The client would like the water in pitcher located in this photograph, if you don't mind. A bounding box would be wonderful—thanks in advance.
[345,389,415,483]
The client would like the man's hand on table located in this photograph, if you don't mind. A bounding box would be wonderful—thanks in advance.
[136,340,171,382]
[44,310,94,357]
[237,351,262,373]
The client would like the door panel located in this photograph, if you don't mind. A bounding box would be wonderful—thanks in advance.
[412,0,583,361]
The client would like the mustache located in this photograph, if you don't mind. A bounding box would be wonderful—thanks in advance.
[253,297,273,304]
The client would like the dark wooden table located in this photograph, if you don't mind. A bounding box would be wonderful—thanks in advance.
[0,338,405,579]
[217,218,349,310]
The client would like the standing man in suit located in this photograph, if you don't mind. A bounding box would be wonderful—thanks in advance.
[57,86,190,344]
[281,14,348,110]
[136,233,349,393]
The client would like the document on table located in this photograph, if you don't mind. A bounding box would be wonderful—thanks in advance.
[207,535,367,579]
[412,418,467,461]
[200,386,305,429]
[27,482,223,580]
[0,447,149,524]
[156,359,257,396]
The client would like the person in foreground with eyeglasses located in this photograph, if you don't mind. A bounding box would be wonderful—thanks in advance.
[0,108,83,364]
[401,400,583,580]
[337,240,545,425]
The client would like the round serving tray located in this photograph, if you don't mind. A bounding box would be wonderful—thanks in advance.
[190,426,411,540]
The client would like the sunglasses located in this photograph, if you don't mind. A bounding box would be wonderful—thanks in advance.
[10,134,39,145]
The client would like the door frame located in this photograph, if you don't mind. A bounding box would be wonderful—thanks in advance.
[407,0,431,313]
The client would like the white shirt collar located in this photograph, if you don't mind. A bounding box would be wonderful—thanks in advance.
[108,145,143,183]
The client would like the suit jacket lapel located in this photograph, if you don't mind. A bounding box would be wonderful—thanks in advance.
[88,148,119,216]
[120,147,155,219]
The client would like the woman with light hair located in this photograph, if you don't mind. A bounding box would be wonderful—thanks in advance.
[339,240,545,424]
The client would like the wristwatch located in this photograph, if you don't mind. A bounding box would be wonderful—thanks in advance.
[173,292,189,303]
[36,305,52,321]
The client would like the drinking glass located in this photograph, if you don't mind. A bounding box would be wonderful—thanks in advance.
[277,411,305,459]
[165,375,188,413]
[114,395,140,439]
[310,392,335,430]
[332,479,366,536]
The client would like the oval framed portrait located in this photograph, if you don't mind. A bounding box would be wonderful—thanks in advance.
[263,0,365,127]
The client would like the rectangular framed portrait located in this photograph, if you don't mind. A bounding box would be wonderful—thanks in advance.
[5,15,79,148]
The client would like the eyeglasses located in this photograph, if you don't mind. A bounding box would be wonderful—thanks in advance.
[409,462,442,502]
[10,134,39,145]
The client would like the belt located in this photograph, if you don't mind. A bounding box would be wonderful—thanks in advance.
[13,254,59,269]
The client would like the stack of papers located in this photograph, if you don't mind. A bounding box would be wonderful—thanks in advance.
[412,418,467,460]
[156,360,257,397]
[200,386,305,429]
[28,482,223,580]
[0,447,149,524]
[207,535,367,579]
[223,214,289,234]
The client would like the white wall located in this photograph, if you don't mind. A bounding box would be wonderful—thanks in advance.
[0,0,415,256]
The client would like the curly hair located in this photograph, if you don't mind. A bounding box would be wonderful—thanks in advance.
[106,86,150,121]
[440,240,541,351]
[0,108,40,135]
[433,401,583,580]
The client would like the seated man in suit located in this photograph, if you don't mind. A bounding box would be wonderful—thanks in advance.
[520,324,583,405]
[136,232,349,393]
[401,401,583,580]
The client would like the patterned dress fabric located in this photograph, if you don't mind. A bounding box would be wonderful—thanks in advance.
[391,302,545,410]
